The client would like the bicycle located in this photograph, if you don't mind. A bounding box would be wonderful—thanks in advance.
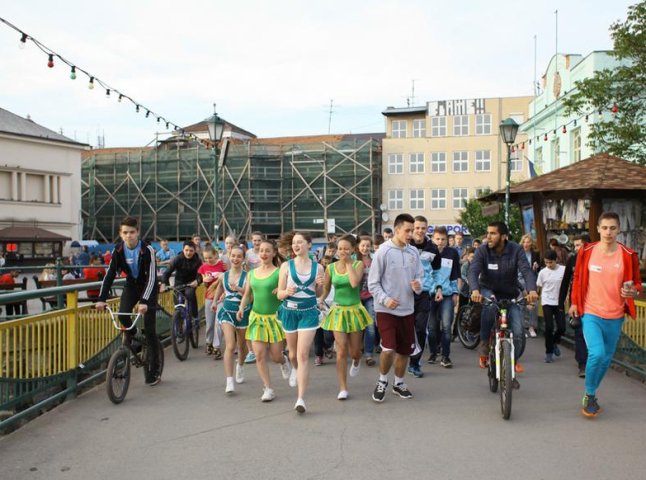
[454,301,482,350]
[482,296,527,420]
[169,284,200,361]
[105,306,165,404]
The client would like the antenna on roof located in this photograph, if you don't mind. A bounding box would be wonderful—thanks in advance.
[328,99,334,134]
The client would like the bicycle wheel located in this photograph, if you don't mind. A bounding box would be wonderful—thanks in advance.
[487,344,498,393]
[142,336,165,379]
[189,317,200,349]
[106,347,131,404]
[500,340,513,420]
[171,308,190,361]
[457,306,480,350]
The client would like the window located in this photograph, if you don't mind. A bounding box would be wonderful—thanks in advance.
[452,151,469,172]
[535,147,543,170]
[452,188,468,209]
[453,115,469,136]
[409,153,425,174]
[475,114,492,135]
[388,189,403,210]
[475,150,491,172]
[475,187,491,198]
[392,120,407,138]
[552,138,560,170]
[431,152,446,173]
[413,119,426,138]
[431,117,446,136]
[431,189,446,209]
[388,154,403,174]
[410,189,425,210]
[510,150,522,172]
[572,128,581,163]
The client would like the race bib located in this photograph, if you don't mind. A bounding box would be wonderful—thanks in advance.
[286,300,298,309]
[441,258,453,269]
[487,263,498,271]
[589,264,602,273]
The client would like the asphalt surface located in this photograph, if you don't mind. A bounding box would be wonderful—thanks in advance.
[2,335,646,480]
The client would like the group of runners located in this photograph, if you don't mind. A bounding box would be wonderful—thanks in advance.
[97,211,642,418]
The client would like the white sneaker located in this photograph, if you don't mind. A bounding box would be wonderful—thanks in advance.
[235,364,245,384]
[294,398,306,413]
[225,377,235,394]
[337,390,349,400]
[280,355,292,380]
[261,387,275,402]
[349,359,360,377]
[529,327,537,338]
[289,367,298,388]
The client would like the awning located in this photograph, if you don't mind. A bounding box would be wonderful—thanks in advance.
[0,226,71,241]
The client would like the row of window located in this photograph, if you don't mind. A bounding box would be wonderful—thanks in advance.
[388,151,522,174]
[387,187,490,211]
[533,128,582,172]
[391,114,492,138]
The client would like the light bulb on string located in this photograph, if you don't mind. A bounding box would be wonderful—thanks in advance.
[47,54,54,68]
[522,142,525,150]
[585,114,589,122]
[157,117,161,123]
[544,133,548,141]
[70,66,76,80]
[145,110,150,118]
[612,103,618,114]
[573,119,577,127]
[136,105,140,113]
[118,94,123,103]
[105,89,111,99]
[562,125,567,134]
[88,77,95,90]
[166,122,169,129]
[19,33,27,49]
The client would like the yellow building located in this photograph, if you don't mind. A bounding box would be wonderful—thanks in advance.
[381,96,532,236]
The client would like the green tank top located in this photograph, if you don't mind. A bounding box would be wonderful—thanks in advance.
[330,261,361,306]
[250,267,281,314]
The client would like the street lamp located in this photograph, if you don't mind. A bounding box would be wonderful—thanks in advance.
[499,117,519,225]
[206,104,225,243]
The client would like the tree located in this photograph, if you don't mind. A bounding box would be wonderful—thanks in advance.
[562,1,646,165]
[457,199,522,242]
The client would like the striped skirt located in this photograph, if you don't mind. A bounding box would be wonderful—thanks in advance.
[245,311,285,343]
[321,303,373,333]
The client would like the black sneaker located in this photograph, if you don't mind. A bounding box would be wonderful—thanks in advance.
[145,373,161,386]
[372,380,388,403]
[512,378,520,390]
[392,383,413,399]
[427,354,438,364]
[578,367,586,378]
[440,356,453,368]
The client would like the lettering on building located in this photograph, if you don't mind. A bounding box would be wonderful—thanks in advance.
[428,98,487,116]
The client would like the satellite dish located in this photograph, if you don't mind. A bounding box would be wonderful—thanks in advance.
[382,212,389,222]
[380,203,387,211]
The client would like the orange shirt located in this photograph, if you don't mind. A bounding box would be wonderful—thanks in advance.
[583,245,624,319]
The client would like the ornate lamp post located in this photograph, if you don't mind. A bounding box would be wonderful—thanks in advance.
[499,118,519,225]
[206,104,225,243]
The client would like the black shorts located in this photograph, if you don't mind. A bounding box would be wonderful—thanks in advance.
[376,312,415,356]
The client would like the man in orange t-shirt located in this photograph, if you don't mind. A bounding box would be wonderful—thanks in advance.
[83,255,105,299]
[570,212,642,418]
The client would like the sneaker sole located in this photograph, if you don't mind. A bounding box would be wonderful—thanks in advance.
[441,363,452,368]
[392,390,413,399]
[295,405,306,413]
[372,395,385,403]
[581,408,600,418]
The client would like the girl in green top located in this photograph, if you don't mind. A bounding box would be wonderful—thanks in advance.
[319,235,373,400]
[238,240,291,402]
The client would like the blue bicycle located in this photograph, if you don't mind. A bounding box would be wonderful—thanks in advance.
[170,284,200,361]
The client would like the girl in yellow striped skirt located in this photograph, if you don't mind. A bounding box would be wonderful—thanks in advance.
[319,234,373,400]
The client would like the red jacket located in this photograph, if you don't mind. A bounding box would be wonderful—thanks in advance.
[571,242,642,319]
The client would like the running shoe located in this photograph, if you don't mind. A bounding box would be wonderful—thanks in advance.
[314,355,323,366]
[337,390,349,400]
[392,383,413,399]
[365,356,376,367]
[372,380,388,403]
[261,387,275,402]
[146,374,161,387]
[349,360,361,377]
[244,351,256,364]
[280,355,292,380]
[512,378,520,390]
[427,354,438,364]
[553,345,561,357]
[289,367,298,388]
[515,362,525,373]
[225,378,235,394]
[294,398,306,413]
[324,348,334,359]
[407,365,424,378]
[544,353,554,363]
[235,364,245,384]
[578,367,586,378]
[440,356,453,368]
[581,394,601,417]
[213,348,222,360]
[206,344,214,355]
[479,355,488,369]
[528,327,537,338]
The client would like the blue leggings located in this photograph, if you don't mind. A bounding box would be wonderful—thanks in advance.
[582,314,624,396]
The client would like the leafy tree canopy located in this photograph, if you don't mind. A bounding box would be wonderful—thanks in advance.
[457,198,522,242]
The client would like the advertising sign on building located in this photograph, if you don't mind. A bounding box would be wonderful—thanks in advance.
[426,224,470,236]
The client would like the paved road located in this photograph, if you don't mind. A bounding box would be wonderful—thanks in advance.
[2,337,646,480]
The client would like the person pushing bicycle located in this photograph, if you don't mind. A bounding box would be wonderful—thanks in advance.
[96,216,161,386]
[468,221,538,386]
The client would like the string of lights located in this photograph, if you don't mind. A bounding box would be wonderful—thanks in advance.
[1,16,207,144]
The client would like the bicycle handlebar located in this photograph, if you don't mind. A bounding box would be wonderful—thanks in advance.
[482,296,528,308]
[105,306,142,331]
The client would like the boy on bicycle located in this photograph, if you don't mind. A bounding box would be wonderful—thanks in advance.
[96,216,161,386]
[160,240,203,320]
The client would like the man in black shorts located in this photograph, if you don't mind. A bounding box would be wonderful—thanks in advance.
[368,213,424,402]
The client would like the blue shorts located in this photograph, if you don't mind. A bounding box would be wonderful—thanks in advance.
[278,304,320,333]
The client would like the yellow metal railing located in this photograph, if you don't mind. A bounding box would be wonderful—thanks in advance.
[623,300,646,349]
[1,286,205,380]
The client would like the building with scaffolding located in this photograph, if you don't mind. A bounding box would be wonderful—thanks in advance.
[81,132,383,242]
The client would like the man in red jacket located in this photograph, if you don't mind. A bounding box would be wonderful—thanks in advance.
[569,212,642,418]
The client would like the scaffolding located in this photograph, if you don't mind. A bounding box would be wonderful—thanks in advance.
[81,135,383,242]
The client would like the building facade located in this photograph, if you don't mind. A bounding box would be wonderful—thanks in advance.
[520,51,629,174]
[381,96,532,233]
[0,108,87,260]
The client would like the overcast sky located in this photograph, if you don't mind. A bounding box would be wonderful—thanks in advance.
[0,0,636,147]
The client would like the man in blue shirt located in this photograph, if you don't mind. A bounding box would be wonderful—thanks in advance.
[156,239,175,276]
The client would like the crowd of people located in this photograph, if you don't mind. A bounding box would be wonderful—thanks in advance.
[94,211,641,418]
